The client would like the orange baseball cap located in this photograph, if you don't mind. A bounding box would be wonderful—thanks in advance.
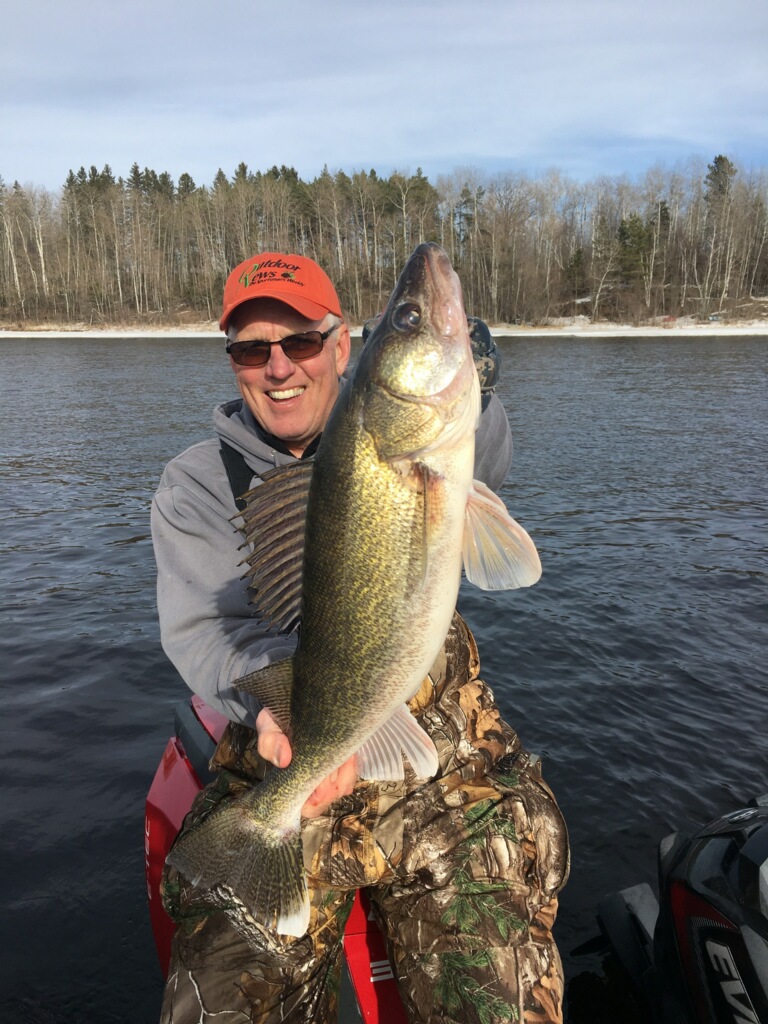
[219,252,342,332]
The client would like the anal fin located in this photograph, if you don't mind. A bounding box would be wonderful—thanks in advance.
[357,704,439,781]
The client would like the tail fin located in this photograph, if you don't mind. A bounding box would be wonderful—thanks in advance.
[167,797,309,937]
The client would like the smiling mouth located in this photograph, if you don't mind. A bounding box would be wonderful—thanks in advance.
[267,386,306,401]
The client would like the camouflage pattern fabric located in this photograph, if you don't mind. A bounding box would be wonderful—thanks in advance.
[467,316,500,393]
[159,613,569,1024]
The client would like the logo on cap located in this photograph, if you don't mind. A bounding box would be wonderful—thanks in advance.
[239,260,302,289]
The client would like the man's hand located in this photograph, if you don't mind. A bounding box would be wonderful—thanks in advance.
[255,708,358,819]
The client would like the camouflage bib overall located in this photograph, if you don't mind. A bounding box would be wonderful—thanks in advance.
[160,613,569,1024]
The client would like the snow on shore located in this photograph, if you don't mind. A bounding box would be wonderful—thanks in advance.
[2,316,768,340]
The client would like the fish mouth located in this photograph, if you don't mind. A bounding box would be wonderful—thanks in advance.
[419,244,467,342]
[368,243,473,404]
[359,242,481,459]
[391,243,467,349]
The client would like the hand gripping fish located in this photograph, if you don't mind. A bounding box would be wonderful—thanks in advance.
[167,242,542,936]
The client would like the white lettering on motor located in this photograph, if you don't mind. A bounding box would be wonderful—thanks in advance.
[705,941,759,1024]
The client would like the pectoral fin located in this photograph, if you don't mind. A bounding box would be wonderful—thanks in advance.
[462,480,542,590]
[357,704,439,781]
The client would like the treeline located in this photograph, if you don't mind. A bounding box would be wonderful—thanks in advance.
[1,155,767,327]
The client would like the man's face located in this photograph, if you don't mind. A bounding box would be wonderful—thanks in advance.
[228,298,351,456]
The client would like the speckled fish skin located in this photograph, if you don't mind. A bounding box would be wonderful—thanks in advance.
[294,241,480,780]
[166,243,487,935]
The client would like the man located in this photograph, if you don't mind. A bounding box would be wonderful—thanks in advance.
[151,252,569,1023]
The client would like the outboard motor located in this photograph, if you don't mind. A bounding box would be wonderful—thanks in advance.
[654,795,768,1023]
[595,794,768,1023]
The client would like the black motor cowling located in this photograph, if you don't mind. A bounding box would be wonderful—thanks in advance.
[655,796,768,1023]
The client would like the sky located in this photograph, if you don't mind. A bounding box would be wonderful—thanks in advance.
[2,0,767,193]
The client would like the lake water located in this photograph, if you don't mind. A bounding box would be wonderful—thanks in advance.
[1,333,766,1022]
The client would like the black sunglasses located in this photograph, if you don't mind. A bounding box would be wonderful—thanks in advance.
[226,325,339,367]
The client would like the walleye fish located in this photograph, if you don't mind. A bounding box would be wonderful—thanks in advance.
[167,242,541,936]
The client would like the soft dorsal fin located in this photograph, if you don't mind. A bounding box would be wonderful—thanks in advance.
[357,703,439,781]
[234,656,294,735]
[462,479,542,591]
[237,461,313,632]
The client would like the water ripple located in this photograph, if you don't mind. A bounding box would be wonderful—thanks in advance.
[1,333,766,1020]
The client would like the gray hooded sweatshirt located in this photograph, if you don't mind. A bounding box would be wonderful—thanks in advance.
[151,391,513,725]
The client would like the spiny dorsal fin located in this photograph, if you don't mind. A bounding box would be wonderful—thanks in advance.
[234,656,295,735]
[237,461,313,632]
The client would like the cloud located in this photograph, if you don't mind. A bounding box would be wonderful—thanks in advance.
[2,0,766,190]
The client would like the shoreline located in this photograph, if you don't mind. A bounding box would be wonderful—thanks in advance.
[1,320,768,341]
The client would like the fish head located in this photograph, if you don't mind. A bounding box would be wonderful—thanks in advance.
[356,243,480,461]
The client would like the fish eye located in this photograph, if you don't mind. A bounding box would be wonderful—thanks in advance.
[393,303,421,332]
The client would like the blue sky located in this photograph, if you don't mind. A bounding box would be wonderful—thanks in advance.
[2,0,767,192]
